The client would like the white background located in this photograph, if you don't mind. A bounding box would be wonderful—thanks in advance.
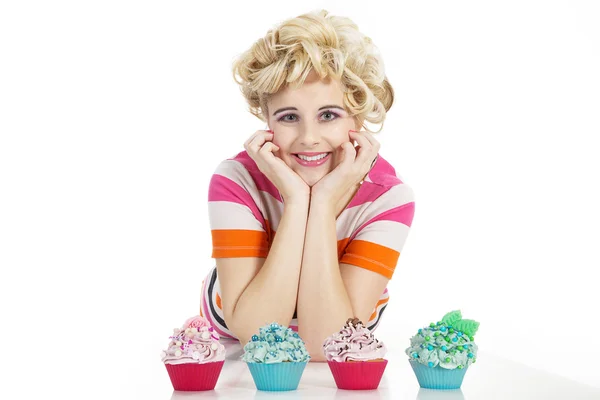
[1,1,599,398]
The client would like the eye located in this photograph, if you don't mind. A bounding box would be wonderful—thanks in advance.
[320,111,340,121]
[278,114,298,122]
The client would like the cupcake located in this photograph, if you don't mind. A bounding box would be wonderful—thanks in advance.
[242,322,310,391]
[322,317,388,390]
[405,310,480,390]
[161,315,226,391]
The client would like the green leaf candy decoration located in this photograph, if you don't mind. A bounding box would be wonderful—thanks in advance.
[453,319,480,337]
[441,310,462,326]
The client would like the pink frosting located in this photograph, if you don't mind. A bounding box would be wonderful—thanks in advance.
[322,318,387,362]
[182,315,220,339]
[162,322,225,364]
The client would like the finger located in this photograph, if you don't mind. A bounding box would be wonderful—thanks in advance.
[360,130,381,156]
[349,131,373,167]
[247,132,274,153]
[340,141,356,167]
[259,141,279,156]
[245,130,273,148]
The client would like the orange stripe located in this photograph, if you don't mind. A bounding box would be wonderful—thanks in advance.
[216,293,222,310]
[340,240,400,279]
[337,238,351,259]
[369,297,389,321]
[211,229,269,258]
[374,297,389,309]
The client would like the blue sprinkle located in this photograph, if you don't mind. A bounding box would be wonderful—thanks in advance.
[428,362,434,368]
[457,332,463,337]
[427,345,433,351]
[412,352,419,358]
[440,327,447,332]
[293,333,300,338]
[468,353,474,358]
[448,325,452,329]
[251,335,259,342]
[418,328,422,334]
[420,344,425,348]
[441,346,448,351]
[463,345,468,349]
[452,337,458,343]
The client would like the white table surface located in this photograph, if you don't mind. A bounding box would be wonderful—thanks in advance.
[158,341,600,400]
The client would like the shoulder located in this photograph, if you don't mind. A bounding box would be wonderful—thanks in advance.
[351,153,415,209]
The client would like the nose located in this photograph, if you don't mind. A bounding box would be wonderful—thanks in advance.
[298,126,321,147]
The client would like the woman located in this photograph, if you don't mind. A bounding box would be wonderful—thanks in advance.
[200,9,415,362]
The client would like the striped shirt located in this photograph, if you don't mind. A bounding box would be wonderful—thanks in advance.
[200,150,415,340]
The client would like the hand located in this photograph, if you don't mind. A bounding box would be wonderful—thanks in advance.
[311,129,380,215]
[244,130,310,204]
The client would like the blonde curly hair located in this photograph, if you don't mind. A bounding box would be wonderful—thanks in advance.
[231,9,394,134]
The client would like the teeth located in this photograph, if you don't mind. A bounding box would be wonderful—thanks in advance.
[297,153,328,161]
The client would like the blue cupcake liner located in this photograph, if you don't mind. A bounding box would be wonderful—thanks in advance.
[409,360,468,389]
[246,361,307,391]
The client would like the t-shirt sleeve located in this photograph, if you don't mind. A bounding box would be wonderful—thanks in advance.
[340,184,415,279]
[207,160,270,258]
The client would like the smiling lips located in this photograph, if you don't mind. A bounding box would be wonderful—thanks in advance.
[293,152,331,167]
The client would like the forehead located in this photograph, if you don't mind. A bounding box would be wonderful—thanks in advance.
[269,70,344,110]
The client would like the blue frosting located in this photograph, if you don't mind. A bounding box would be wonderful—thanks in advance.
[405,322,478,370]
[242,322,311,363]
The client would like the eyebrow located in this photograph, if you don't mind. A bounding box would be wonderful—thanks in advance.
[272,105,345,116]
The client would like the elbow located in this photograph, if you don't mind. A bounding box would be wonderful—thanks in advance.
[223,315,249,345]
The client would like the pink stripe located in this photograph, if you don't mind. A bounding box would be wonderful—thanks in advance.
[347,183,392,208]
[350,202,415,241]
[208,174,266,229]
[368,155,403,186]
[369,202,415,226]
[229,151,283,202]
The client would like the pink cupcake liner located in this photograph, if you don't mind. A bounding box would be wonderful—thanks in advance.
[327,359,388,390]
[165,361,225,391]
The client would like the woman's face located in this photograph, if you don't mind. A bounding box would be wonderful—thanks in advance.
[266,70,361,187]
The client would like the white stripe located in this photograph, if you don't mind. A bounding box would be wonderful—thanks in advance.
[353,220,410,253]
[208,201,265,231]
[336,201,372,240]
[260,193,284,232]
[336,183,414,241]
[381,183,415,207]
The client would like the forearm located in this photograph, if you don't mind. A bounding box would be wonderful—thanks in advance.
[229,200,309,344]
[297,199,353,361]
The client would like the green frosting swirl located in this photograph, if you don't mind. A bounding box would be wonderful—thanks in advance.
[242,322,311,363]
[405,310,479,370]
